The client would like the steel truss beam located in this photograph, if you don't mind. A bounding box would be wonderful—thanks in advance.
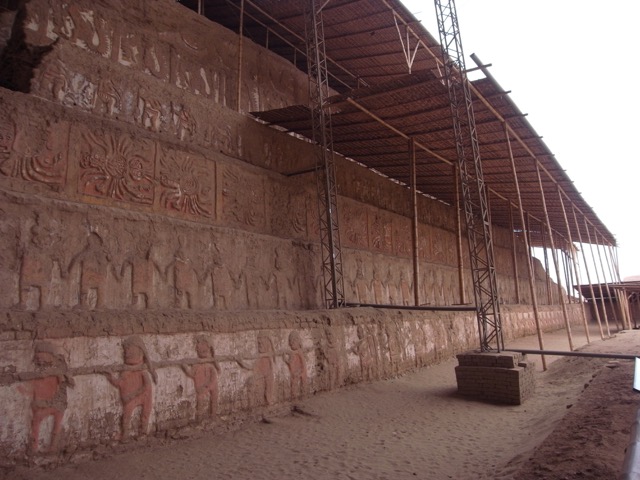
[304,0,345,308]
[434,0,503,351]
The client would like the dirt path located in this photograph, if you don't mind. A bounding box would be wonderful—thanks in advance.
[5,327,639,480]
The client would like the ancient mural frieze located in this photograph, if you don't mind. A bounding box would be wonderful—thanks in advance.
[1,305,550,460]
[76,130,155,205]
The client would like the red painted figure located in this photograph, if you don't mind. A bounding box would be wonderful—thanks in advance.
[182,336,220,420]
[18,342,74,454]
[237,332,275,406]
[106,336,156,440]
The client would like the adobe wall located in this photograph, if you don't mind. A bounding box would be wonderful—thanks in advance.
[0,304,581,464]
[0,0,578,464]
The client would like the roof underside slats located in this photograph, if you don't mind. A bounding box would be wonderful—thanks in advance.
[189,0,615,247]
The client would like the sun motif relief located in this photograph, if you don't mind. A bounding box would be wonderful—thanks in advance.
[159,152,212,218]
[79,132,154,204]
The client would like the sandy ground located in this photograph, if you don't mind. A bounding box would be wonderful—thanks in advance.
[5,324,639,480]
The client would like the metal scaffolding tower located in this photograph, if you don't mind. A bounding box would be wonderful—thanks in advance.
[434,0,503,351]
[304,0,345,308]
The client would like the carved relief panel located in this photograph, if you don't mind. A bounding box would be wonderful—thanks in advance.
[368,210,393,254]
[392,216,412,258]
[6,118,69,190]
[269,181,309,240]
[74,127,155,205]
[158,147,214,220]
[341,201,369,250]
[220,165,265,231]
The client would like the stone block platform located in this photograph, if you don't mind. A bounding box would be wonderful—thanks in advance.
[455,351,536,405]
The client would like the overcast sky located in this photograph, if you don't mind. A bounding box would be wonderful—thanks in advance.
[400,0,640,280]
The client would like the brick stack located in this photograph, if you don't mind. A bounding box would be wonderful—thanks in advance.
[455,351,536,405]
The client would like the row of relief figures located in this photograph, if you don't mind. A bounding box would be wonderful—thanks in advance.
[0,321,455,456]
[0,203,536,310]
[0,214,468,311]
[21,0,305,113]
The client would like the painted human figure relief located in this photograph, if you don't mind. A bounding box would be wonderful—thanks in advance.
[181,336,220,421]
[353,325,378,382]
[105,336,157,440]
[17,342,75,454]
[237,332,275,406]
[321,327,344,390]
[283,331,307,400]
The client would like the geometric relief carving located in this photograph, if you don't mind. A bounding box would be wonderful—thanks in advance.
[393,217,412,257]
[159,149,213,218]
[270,183,307,239]
[0,115,16,178]
[143,40,171,82]
[174,52,211,98]
[171,103,197,142]
[343,202,368,249]
[418,224,431,261]
[221,165,265,229]
[369,210,393,253]
[78,130,154,204]
[117,32,142,68]
[0,109,68,189]
[137,90,164,133]
[432,228,446,264]
[11,120,69,189]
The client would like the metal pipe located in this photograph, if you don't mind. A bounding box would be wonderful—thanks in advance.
[344,303,476,312]
[505,349,639,361]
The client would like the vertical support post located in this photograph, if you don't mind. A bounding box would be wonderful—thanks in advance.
[410,138,420,307]
[535,161,574,351]
[558,190,590,342]
[540,223,552,304]
[454,165,466,305]
[585,221,611,336]
[236,0,245,112]
[573,207,604,339]
[505,124,546,369]
[607,243,630,329]
[508,203,521,304]
[562,249,572,304]
[594,232,618,330]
